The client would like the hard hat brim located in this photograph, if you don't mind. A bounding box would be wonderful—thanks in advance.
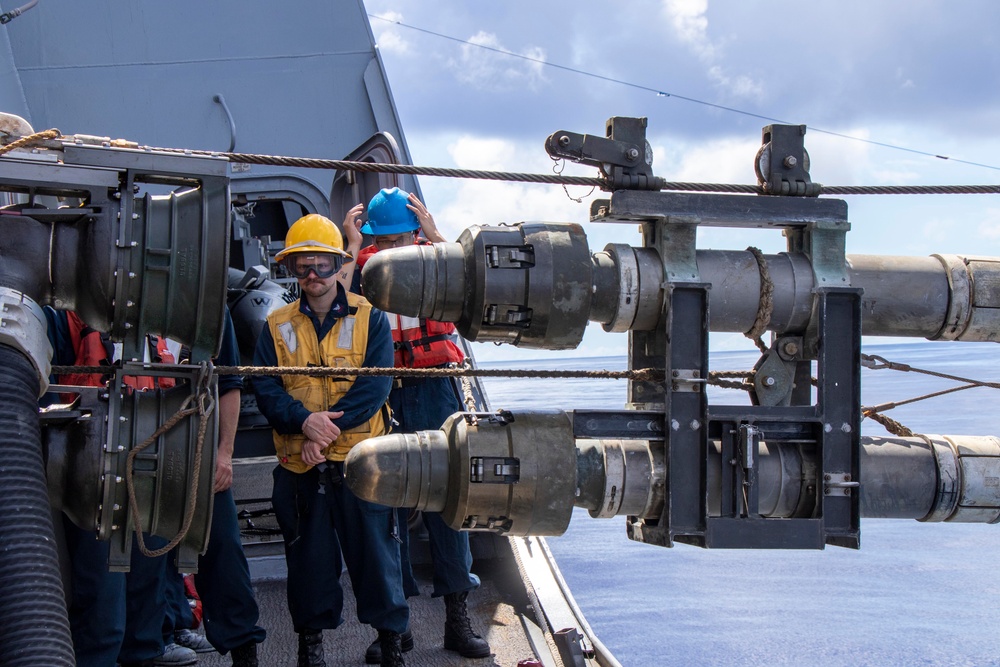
[275,240,352,262]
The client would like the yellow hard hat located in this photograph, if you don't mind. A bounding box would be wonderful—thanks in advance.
[275,214,352,261]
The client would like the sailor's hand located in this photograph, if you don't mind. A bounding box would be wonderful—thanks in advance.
[407,193,446,243]
[342,203,365,254]
[302,410,344,446]
[301,439,328,466]
[213,449,233,493]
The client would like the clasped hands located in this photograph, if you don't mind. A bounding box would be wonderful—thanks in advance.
[300,410,344,466]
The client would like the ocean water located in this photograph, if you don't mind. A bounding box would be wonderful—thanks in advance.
[479,341,1000,667]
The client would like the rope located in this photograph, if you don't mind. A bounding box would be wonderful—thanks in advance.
[743,246,774,353]
[457,361,480,412]
[0,128,60,156]
[54,364,668,382]
[862,410,914,438]
[859,352,1000,437]
[126,373,216,558]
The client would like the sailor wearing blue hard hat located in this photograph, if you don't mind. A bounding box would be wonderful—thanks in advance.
[340,188,492,664]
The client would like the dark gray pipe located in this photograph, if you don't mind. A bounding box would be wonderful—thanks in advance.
[0,344,75,666]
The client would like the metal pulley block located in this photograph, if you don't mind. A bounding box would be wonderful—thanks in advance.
[545,116,662,190]
[755,124,822,197]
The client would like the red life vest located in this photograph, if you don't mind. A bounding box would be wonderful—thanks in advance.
[356,244,464,369]
[60,311,177,390]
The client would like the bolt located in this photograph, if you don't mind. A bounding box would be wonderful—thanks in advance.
[670,419,680,431]
[782,341,799,356]
[824,423,833,433]
[558,135,571,147]
[783,155,798,168]
[841,423,852,433]
[689,419,701,430]
[672,370,680,378]
[113,504,120,511]
[824,474,832,481]
[626,147,640,161]
[115,476,123,483]
[763,376,776,387]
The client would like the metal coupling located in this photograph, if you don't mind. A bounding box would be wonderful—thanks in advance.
[0,288,51,395]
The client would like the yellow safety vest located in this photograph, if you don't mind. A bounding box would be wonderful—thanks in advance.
[266,294,390,472]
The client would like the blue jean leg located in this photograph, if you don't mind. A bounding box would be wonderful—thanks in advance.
[195,488,267,653]
[164,568,193,634]
[119,534,170,663]
[423,510,479,597]
[389,376,479,597]
[63,516,126,667]
[272,465,346,632]
[326,462,409,634]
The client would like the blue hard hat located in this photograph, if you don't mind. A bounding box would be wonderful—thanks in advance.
[362,187,420,235]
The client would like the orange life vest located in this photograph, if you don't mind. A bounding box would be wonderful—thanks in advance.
[356,244,464,369]
[60,311,177,390]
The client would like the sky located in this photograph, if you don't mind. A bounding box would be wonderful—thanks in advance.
[362,0,1000,362]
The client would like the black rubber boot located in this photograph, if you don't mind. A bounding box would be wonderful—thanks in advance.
[378,629,406,667]
[365,628,413,664]
[231,640,259,667]
[444,591,491,658]
[297,629,326,667]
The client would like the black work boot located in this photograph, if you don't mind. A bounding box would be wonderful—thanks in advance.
[297,629,325,667]
[365,628,414,664]
[377,629,406,667]
[444,591,491,658]
[231,640,259,667]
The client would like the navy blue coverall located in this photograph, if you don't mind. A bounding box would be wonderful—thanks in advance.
[252,284,409,635]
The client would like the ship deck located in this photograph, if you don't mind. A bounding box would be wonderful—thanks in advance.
[199,558,536,667]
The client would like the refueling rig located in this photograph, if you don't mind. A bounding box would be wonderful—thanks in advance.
[1,114,999,666]
[348,117,1000,550]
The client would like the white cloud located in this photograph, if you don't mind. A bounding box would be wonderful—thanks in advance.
[662,0,713,59]
[976,207,1000,241]
[660,0,765,103]
[376,30,410,56]
[370,11,410,55]
[448,31,547,91]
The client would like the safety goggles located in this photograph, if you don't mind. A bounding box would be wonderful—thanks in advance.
[281,253,342,279]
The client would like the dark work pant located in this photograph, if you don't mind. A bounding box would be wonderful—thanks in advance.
[390,376,480,597]
[196,488,266,653]
[120,489,266,661]
[63,516,126,667]
[271,462,409,634]
[120,533,171,663]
